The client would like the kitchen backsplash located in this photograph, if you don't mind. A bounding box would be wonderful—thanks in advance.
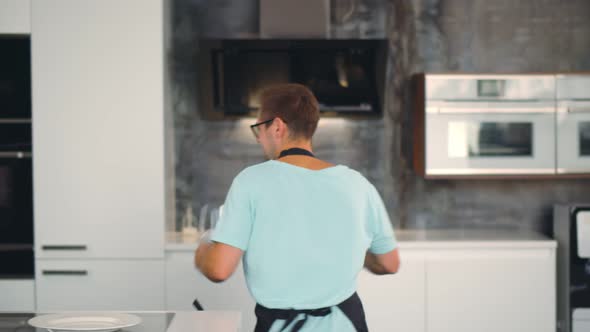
[168,0,590,234]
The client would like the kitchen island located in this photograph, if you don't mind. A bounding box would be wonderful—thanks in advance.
[0,311,241,332]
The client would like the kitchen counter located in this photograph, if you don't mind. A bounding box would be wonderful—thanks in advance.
[166,228,556,251]
[0,311,241,332]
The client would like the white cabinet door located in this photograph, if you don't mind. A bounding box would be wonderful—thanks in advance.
[357,250,426,332]
[36,259,165,311]
[0,0,30,34]
[31,0,165,259]
[426,249,555,332]
[165,251,256,332]
[0,279,35,311]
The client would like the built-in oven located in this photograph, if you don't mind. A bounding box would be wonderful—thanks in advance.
[556,75,590,174]
[0,35,34,278]
[422,74,556,176]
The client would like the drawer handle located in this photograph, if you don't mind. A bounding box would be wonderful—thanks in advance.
[42,245,87,251]
[42,270,88,276]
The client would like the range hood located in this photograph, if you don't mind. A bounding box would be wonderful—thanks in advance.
[259,0,330,38]
[197,39,387,118]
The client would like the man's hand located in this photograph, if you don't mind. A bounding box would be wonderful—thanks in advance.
[364,248,400,275]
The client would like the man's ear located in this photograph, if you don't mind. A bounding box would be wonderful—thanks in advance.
[275,118,288,138]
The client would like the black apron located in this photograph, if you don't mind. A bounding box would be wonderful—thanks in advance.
[254,292,368,332]
[255,148,369,332]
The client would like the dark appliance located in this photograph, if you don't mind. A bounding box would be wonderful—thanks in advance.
[0,35,34,279]
[0,36,31,119]
[198,39,387,118]
[0,156,34,278]
[554,204,590,332]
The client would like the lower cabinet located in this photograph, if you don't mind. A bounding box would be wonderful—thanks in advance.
[358,250,426,332]
[426,249,556,332]
[0,279,36,312]
[96,245,556,332]
[165,251,256,331]
[358,246,555,332]
[35,259,165,311]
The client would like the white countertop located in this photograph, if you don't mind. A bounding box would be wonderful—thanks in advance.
[166,228,556,252]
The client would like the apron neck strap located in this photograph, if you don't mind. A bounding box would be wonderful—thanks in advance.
[278,148,315,159]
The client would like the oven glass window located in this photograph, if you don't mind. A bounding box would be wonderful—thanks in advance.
[581,122,590,156]
[448,122,533,158]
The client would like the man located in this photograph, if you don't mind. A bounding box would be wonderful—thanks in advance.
[195,83,400,332]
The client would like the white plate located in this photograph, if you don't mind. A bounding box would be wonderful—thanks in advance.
[28,313,141,332]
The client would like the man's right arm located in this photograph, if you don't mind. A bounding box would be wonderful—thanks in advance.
[364,248,400,275]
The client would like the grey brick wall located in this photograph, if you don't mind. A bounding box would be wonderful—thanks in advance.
[168,0,590,234]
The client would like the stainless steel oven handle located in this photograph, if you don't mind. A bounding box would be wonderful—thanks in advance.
[41,245,87,251]
[0,152,32,158]
[0,244,34,251]
[437,107,555,114]
[42,270,88,276]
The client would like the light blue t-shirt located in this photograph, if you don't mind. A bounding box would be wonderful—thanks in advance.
[211,160,397,331]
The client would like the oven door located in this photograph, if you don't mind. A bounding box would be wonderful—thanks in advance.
[0,156,33,244]
[425,103,556,176]
[0,156,34,278]
[557,101,590,173]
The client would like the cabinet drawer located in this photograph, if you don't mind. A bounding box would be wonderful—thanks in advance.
[0,279,35,312]
[36,259,165,311]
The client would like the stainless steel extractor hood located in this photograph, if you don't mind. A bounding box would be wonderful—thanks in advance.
[259,0,330,38]
[197,39,387,119]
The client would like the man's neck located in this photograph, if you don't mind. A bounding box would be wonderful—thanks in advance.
[276,142,313,157]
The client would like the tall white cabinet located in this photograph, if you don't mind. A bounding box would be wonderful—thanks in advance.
[31,0,168,310]
[0,0,31,34]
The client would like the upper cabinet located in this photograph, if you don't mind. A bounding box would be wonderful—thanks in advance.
[414,73,590,178]
[31,0,167,259]
[0,0,31,34]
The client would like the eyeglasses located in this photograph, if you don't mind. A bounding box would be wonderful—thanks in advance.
[250,118,274,139]
[250,117,287,139]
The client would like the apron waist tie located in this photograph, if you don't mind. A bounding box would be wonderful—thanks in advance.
[254,292,368,332]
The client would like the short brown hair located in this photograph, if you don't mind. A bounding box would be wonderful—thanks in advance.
[259,83,320,141]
